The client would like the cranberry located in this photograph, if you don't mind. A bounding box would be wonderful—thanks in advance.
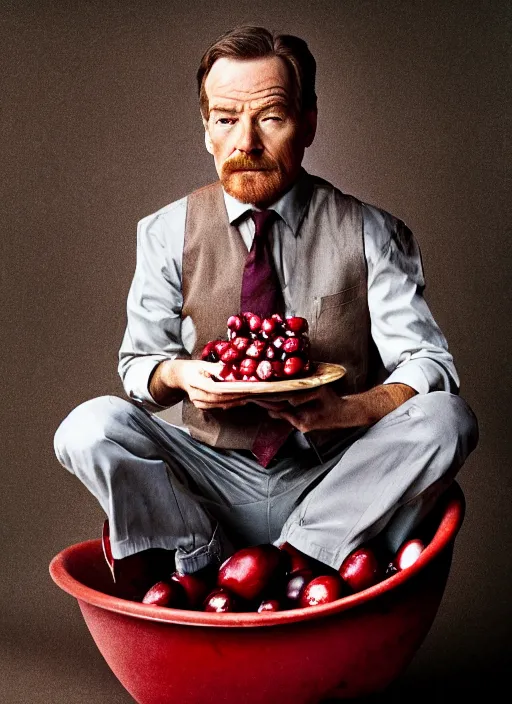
[203,588,237,613]
[214,340,231,357]
[142,580,185,607]
[339,546,381,593]
[265,345,276,359]
[221,346,242,363]
[282,337,301,354]
[256,360,273,381]
[272,336,286,349]
[257,599,281,613]
[270,360,284,378]
[394,538,425,571]
[299,574,343,608]
[247,314,262,332]
[200,340,219,361]
[227,315,244,332]
[240,358,258,376]
[261,318,277,335]
[217,544,285,601]
[286,317,308,334]
[283,356,304,376]
[246,340,266,359]
[231,336,250,352]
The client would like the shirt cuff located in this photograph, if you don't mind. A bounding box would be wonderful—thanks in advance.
[122,357,172,410]
[382,358,457,395]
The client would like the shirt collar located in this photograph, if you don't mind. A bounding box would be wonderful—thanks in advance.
[222,168,313,237]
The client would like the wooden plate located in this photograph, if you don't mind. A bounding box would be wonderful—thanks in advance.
[211,362,346,394]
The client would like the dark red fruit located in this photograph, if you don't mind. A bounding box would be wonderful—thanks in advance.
[280,543,312,575]
[339,546,381,593]
[272,336,286,349]
[214,340,231,357]
[231,336,250,352]
[221,346,241,363]
[270,360,284,378]
[203,588,237,613]
[299,574,343,608]
[283,356,304,376]
[394,538,425,571]
[261,318,277,335]
[217,544,284,601]
[246,340,266,359]
[216,364,234,380]
[170,571,211,609]
[256,360,273,380]
[257,599,281,613]
[285,316,308,333]
[201,340,219,362]
[285,569,314,604]
[240,358,258,376]
[271,313,284,324]
[247,314,262,332]
[282,337,301,354]
[227,315,244,332]
[142,580,185,607]
[265,345,276,359]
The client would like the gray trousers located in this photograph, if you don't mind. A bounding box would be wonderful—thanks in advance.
[53,392,478,573]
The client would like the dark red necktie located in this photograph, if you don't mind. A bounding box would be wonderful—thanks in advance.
[240,210,284,318]
[241,210,294,467]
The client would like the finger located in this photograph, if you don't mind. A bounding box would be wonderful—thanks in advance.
[252,400,290,411]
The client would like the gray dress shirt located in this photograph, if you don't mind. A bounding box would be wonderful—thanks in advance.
[118,173,459,409]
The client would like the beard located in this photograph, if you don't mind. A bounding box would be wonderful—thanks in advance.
[220,154,286,205]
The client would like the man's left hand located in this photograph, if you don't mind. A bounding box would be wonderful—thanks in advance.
[252,383,417,434]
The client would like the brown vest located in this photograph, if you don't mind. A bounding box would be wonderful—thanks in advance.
[180,176,386,450]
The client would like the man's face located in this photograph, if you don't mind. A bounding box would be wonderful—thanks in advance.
[203,56,317,206]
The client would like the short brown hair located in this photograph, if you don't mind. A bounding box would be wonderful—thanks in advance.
[197,25,317,119]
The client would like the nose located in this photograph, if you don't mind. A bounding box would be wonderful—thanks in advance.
[235,117,262,154]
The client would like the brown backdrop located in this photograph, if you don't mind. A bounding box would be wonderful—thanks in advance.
[2,0,510,701]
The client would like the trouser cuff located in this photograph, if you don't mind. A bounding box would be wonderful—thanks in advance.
[175,523,231,574]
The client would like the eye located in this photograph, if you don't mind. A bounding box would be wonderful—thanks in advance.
[263,115,283,122]
[217,117,236,125]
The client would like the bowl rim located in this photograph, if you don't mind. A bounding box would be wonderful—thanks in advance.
[49,482,465,628]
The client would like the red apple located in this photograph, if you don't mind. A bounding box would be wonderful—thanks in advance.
[299,574,343,608]
[217,544,284,601]
[170,571,212,609]
[394,538,425,571]
[285,569,315,604]
[203,588,237,613]
[279,542,312,575]
[339,546,381,593]
[142,580,185,607]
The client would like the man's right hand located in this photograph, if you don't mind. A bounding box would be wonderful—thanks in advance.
[149,359,251,410]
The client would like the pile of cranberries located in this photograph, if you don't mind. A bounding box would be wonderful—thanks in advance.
[201,312,312,382]
[140,537,426,613]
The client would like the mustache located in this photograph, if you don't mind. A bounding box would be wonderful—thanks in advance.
[222,154,277,174]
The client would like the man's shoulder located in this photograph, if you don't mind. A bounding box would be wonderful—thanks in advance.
[137,181,222,228]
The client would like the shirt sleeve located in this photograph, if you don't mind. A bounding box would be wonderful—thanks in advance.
[363,204,460,395]
[117,197,189,409]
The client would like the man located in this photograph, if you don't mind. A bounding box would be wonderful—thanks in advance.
[54,25,478,600]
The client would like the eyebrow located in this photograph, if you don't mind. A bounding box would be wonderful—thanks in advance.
[209,99,290,116]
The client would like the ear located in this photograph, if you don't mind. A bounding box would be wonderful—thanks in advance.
[202,115,214,155]
[303,109,318,148]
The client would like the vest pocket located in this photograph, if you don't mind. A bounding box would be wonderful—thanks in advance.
[316,283,363,312]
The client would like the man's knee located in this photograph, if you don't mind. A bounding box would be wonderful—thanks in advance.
[411,391,479,456]
[53,395,136,468]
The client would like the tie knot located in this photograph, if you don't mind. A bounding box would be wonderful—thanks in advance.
[251,209,276,236]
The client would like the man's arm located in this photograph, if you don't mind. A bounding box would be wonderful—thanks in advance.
[257,204,458,432]
[119,201,252,412]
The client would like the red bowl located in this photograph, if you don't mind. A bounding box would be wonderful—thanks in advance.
[49,482,465,704]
